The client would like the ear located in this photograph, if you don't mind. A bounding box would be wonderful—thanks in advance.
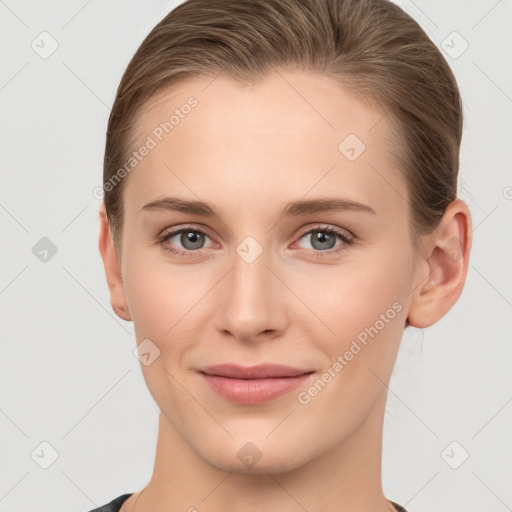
[407,199,472,328]
[98,202,132,322]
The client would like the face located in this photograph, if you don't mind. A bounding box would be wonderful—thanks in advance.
[113,71,422,473]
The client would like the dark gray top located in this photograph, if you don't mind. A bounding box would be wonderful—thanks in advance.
[86,493,409,511]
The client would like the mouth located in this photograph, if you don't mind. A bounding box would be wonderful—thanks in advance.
[198,364,315,404]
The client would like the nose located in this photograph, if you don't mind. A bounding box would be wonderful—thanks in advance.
[215,240,287,343]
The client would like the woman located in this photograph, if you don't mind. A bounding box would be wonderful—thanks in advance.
[93,0,472,510]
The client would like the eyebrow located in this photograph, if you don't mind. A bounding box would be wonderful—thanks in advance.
[141,196,376,218]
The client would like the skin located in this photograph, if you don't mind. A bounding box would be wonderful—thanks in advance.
[98,70,472,512]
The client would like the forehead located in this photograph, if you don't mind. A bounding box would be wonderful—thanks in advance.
[124,70,407,221]
[138,71,387,149]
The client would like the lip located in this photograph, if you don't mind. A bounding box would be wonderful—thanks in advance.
[198,364,315,404]
[200,363,313,379]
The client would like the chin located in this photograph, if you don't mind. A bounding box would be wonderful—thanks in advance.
[198,435,316,476]
[207,453,307,476]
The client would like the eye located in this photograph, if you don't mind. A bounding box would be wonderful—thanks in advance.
[295,225,353,256]
[157,225,214,257]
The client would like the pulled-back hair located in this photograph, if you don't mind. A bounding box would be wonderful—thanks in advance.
[103,0,463,251]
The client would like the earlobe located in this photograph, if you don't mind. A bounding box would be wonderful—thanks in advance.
[98,203,132,322]
[407,199,472,328]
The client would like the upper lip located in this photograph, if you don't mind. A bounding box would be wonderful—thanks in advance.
[199,364,314,379]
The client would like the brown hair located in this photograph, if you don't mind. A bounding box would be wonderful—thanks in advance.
[103,0,463,252]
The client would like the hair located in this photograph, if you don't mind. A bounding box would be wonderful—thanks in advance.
[103,0,463,253]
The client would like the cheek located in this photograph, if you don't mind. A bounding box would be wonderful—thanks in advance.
[308,249,411,393]
[297,262,408,433]
[320,258,408,339]
[122,248,177,343]
[122,250,215,351]
[122,254,205,406]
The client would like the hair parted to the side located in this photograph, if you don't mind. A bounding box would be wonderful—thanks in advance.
[103,0,463,252]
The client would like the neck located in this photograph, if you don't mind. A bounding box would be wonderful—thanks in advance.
[131,390,394,512]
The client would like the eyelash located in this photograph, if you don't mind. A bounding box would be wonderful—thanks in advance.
[156,224,354,258]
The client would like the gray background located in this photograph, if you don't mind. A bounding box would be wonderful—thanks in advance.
[1,1,511,511]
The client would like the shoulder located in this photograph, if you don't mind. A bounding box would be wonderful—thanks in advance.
[85,493,133,512]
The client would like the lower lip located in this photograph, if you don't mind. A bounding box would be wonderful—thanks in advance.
[199,372,314,405]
